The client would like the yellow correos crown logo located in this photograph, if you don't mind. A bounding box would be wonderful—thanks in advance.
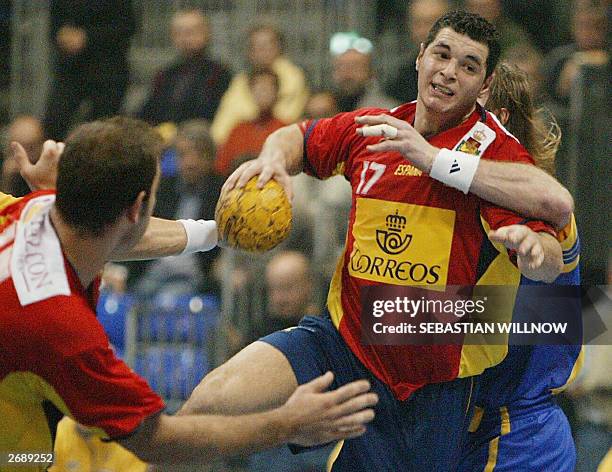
[349,198,455,286]
[376,210,412,255]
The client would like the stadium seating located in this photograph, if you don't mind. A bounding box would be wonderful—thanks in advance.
[96,290,136,356]
[132,293,219,402]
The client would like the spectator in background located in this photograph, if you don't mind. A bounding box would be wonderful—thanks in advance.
[502,42,547,103]
[1,116,45,197]
[211,22,308,144]
[503,0,572,53]
[130,120,224,296]
[297,88,350,259]
[138,9,231,127]
[43,0,135,140]
[464,0,534,53]
[542,1,609,112]
[221,250,318,356]
[304,90,339,119]
[260,251,318,337]
[331,41,397,112]
[296,90,345,241]
[215,69,286,176]
[386,0,451,104]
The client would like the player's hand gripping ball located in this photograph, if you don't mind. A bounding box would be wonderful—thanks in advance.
[215,177,292,252]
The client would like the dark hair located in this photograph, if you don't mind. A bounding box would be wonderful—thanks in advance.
[424,10,500,77]
[56,117,161,236]
[487,63,560,175]
[247,68,280,92]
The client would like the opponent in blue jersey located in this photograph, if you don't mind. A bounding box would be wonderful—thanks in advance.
[459,63,582,472]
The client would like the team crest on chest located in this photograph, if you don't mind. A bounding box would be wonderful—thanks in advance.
[455,122,496,156]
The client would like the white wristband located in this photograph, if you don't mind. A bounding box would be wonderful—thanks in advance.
[178,219,218,254]
[429,148,480,194]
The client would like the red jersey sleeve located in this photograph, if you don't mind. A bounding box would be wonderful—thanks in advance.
[57,345,165,439]
[300,108,388,179]
[28,295,165,440]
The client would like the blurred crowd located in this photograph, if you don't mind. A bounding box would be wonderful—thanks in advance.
[0,1,609,471]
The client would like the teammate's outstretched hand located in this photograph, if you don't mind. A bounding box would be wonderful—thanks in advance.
[355,114,439,173]
[222,158,293,201]
[13,139,64,191]
[488,225,544,272]
[281,372,377,447]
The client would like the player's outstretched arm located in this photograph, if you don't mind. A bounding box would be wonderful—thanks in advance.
[112,218,188,260]
[355,114,573,230]
[489,225,563,282]
[120,373,377,465]
[13,142,218,261]
[222,124,304,201]
[112,218,218,261]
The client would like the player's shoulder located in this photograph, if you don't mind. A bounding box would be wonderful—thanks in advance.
[388,101,417,119]
[318,102,414,127]
[483,109,521,145]
[343,105,401,119]
[480,108,533,163]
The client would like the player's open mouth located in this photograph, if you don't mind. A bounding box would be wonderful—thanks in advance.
[431,83,454,97]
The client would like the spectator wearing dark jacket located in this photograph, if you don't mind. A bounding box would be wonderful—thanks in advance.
[128,120,224,296]
[44,0,136,140]
[138,9,231,126]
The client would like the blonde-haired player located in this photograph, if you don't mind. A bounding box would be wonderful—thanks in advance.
[458,62,582,472]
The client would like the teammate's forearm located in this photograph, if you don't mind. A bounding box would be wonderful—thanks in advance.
[121,410,291,465]
[520,232,563,283]
[471,161,573,230]
[260,124,305,175]
[112,217,187,261]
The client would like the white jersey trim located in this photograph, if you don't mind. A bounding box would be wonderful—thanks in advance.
[487,110,520,144]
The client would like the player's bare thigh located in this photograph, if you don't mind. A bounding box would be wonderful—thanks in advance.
[178,341,298,416]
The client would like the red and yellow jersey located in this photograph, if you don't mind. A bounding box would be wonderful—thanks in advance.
[0,192,20,226]
[300,102,554,400]
[0,192,164,471]
[50,417,147,472]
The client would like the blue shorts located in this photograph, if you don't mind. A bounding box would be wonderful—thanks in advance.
[458,402,575,472]
[261,315,478,472]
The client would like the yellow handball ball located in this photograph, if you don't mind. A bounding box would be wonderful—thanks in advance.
[215,177,292,253]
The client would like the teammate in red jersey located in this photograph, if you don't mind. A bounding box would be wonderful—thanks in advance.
[0,117,378,471]
[174,11,567,471]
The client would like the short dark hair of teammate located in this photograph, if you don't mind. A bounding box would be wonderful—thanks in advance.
[424,10,501,78]
[56,117,162,236]
[487,63,561,175]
